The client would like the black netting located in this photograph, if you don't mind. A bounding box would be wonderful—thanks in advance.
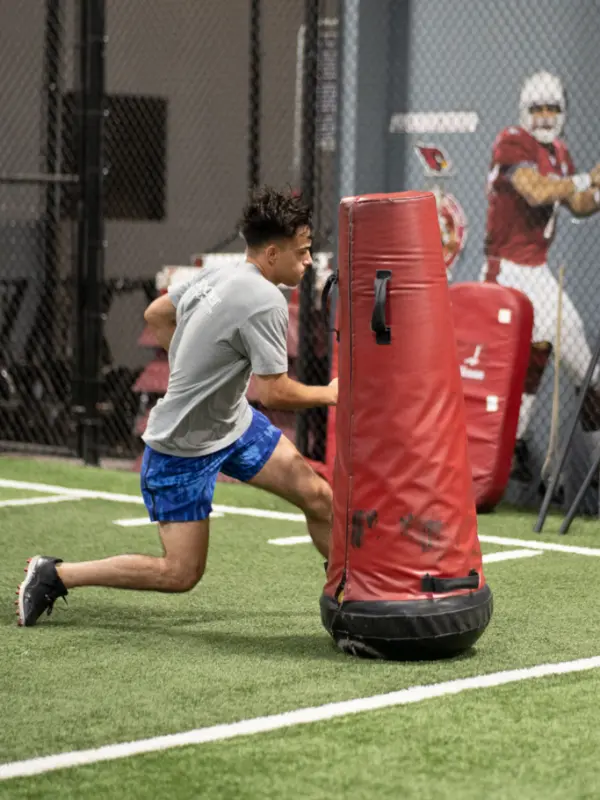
[4,0,599,517]
[0,0,77,455]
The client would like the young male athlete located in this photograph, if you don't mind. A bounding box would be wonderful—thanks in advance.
[17,187,338,627]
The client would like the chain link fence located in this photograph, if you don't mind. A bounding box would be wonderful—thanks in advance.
[0,0,77,455]
[3,0,599,516]
[0,0,338,468]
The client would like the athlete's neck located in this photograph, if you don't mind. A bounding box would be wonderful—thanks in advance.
[245,252,277,284]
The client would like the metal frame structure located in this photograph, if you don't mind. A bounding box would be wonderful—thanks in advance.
[534,332,600,534]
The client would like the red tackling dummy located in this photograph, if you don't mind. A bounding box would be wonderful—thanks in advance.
[321,192,492,660]
[450,282,534,512]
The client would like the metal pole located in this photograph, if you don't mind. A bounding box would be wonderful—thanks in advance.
[74,0,106,466]
[248,0,261,192]
[26,0,63,369]
[72,0,87,454]
[295,0,320,456]
[558,447,600,535]
[327,0,360,363]
[336,0,360,201]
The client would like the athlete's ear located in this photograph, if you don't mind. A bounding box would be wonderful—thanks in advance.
[265,243,279,265]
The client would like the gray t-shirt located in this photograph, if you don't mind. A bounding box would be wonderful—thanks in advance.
[143,261,289,457]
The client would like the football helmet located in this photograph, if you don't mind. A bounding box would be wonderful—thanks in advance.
[519,71,566,144]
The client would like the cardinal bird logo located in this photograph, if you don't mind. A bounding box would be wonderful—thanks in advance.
[411,142,467,274]
[414,142,453,176]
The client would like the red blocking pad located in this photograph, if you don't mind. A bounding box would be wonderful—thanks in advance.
[450,283,533,512]
[319,284,533,513]
[320,192,493,660]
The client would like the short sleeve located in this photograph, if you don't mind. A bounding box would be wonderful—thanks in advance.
[167,274,204,309]
[239,306,289,375]
[493,128,537,170]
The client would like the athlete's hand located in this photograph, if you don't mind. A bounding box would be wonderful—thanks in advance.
[327,377,338,406]
[590,163,600,188]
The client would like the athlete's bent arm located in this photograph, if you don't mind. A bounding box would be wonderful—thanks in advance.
[511,166,578,207]
[253,373,337,410]
[144,294,177,351]
[511,164,600,217]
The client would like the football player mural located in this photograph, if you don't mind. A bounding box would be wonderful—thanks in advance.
[414,142,468,280]
[481,71,600,483]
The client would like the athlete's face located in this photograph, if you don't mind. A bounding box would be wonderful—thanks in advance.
[530,104,561,137]
[269,226,313,287]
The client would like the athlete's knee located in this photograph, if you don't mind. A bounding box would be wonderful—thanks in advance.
[160,558,205,593]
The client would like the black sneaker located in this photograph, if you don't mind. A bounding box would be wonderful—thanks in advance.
[17,556,68,627]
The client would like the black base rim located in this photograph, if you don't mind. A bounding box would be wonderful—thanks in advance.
[320,584,493,661]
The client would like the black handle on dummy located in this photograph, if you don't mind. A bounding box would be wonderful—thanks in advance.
[321,271,339,340]
[371,269,391,344]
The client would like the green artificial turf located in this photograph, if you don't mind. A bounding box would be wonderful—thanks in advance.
[1,456,600,798]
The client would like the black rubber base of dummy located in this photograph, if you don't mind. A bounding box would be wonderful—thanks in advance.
[320,584,493,661]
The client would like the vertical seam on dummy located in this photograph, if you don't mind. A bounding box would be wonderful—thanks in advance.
[345,205,355,587]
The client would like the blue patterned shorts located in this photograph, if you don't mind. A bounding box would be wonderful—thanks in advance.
[140,408,282,522]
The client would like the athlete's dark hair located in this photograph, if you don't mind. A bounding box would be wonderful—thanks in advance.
[239,186,312,248]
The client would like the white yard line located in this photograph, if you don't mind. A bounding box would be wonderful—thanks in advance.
[212,505,303,522]
[112,517,162,527]
[0,495,79,508]
[478,533,600,558]
[269,535,312,545]
[268,537,542,564]
[1,654,600,782]
[112,506,298,526]
[114,511,224,527]
[0,479,304,522]
[2,478,600,558]
[0,478,145,505]
[480,548,541,563]
[270,532,600,557]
